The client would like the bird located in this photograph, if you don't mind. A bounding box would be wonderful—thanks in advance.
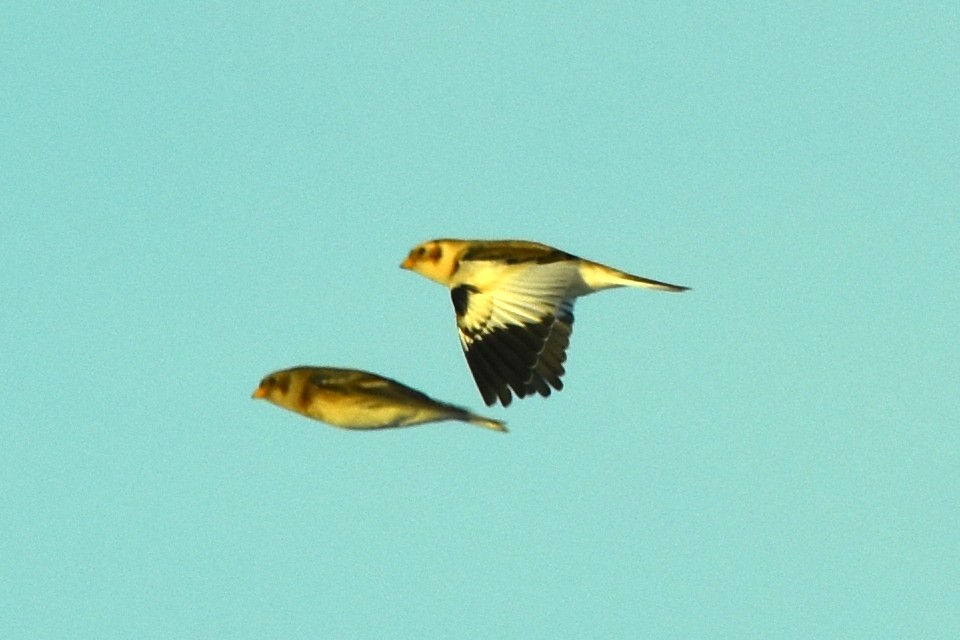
[252,366,506,432]
[400,238,688,407]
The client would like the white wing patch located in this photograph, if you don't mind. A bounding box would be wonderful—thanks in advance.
[455,261,576,344]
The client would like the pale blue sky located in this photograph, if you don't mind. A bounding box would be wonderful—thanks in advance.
[2,3,959,638]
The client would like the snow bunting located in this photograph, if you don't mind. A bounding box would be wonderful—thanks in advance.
[401,239,688,406]
[252,366,506,432]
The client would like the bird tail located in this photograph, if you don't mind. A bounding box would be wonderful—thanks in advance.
[465,413,508,432]
[579,261,689,293]
[614,270,689,292]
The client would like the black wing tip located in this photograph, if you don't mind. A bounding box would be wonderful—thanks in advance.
[463,315,575,407]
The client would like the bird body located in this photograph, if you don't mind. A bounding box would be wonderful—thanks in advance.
[253,366,506,432]
[401,238,687,406]
[401,239,683,293]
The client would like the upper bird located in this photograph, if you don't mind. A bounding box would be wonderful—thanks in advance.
[253,366,506,432]
[401,238,688,407]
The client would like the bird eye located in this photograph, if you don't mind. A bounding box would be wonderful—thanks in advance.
[416,247,426,257]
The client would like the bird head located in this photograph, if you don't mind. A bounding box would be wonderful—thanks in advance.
[252,371,291,404]
[400,239,462,285]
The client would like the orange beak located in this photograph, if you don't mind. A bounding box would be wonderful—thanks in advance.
[252,387,267,399]
[400,256,414,269]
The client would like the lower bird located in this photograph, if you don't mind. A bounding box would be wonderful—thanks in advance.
[252,366,506,432]
[401,238,688,407]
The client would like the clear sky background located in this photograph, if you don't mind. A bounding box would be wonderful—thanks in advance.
[2,3,958,638]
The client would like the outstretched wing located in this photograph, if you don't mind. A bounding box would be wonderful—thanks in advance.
[451,261,577,407]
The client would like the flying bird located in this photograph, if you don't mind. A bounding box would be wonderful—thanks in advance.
[401,238,688,407]
[252,366,506,432]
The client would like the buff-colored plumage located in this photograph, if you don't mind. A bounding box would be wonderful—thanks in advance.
[253,366,506,432]
[401,238,688,406]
